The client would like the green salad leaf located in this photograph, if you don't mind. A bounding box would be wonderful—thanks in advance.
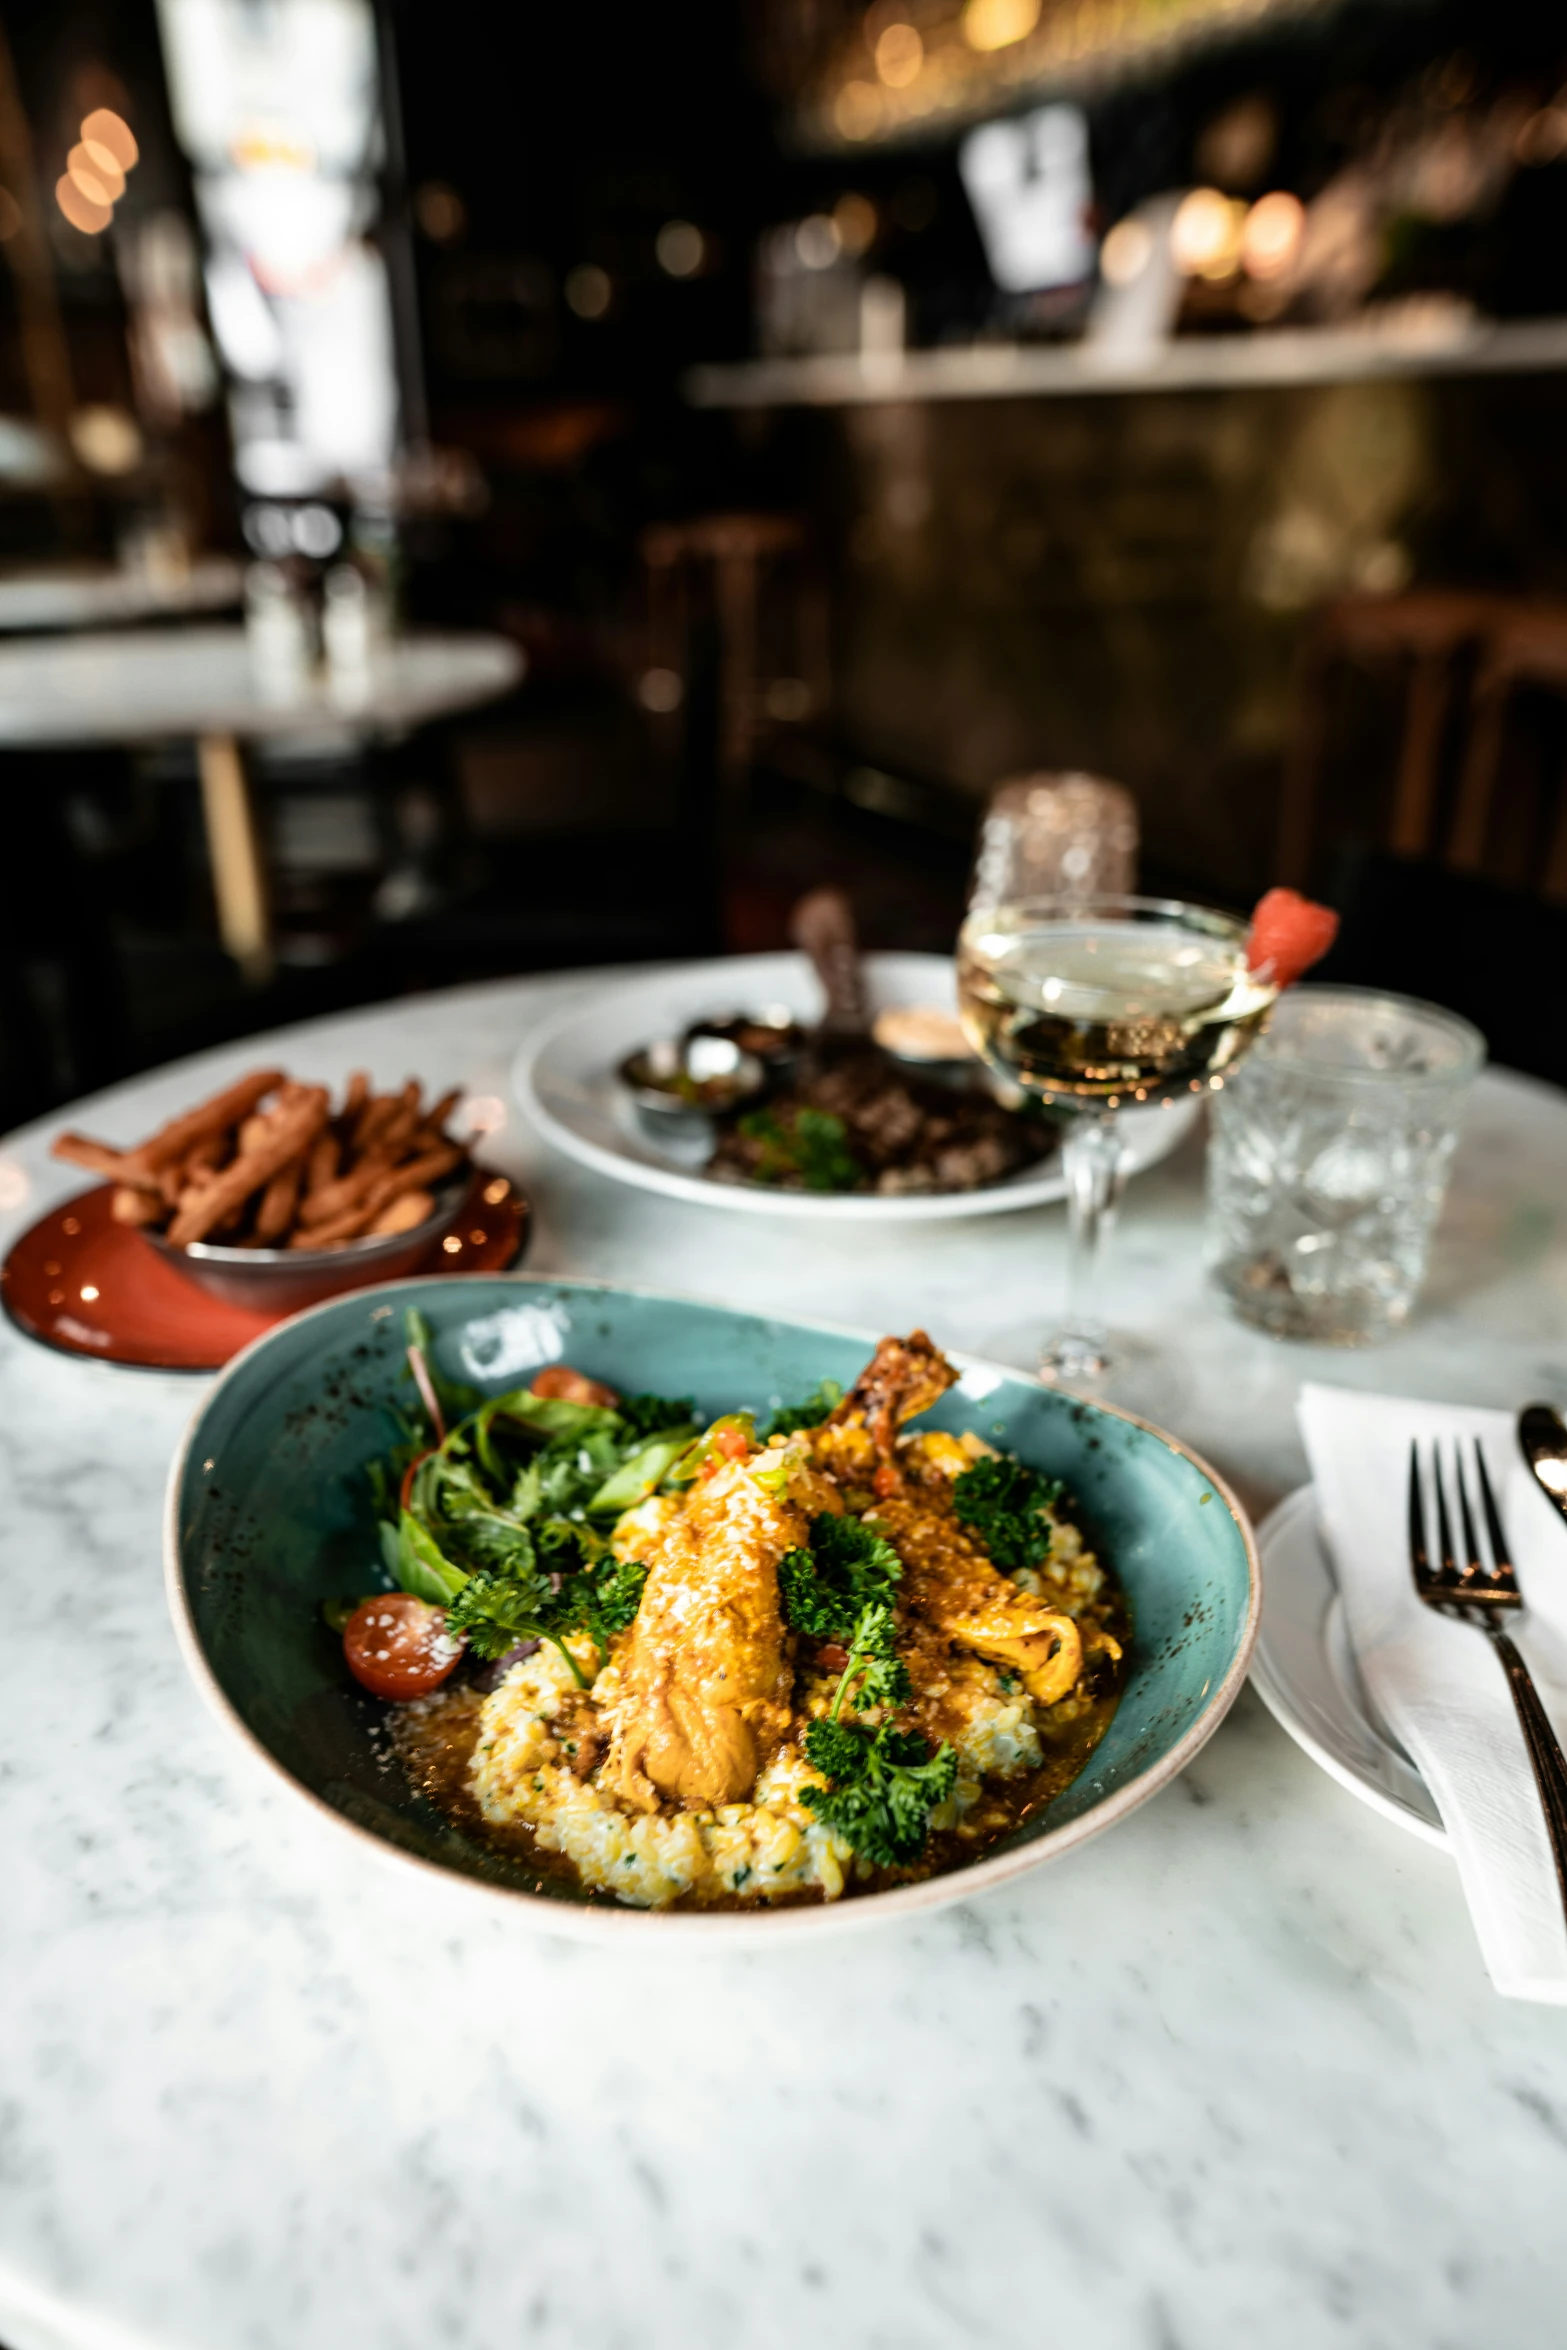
[762,1379,844,1439]
[369,1336,696,1675]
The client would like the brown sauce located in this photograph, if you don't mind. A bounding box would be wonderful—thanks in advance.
[389,1619,1128,1912]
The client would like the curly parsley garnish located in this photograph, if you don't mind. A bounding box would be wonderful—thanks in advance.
[446,1551,648,1681]
[779,1509,952,1865]
[738,1106,862,1193]
[951,1454,1064,1575]
[778,1510,903,1642]
[801,1722,957,1867]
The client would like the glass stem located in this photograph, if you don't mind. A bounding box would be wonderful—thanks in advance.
[1048,1109,1126,1381]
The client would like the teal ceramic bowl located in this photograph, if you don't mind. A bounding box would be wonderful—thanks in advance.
[165,1276,1259,1940]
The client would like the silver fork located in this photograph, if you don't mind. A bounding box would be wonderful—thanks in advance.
[1409,1440,1567,1922]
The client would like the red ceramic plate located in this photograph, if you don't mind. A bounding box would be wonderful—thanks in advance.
[0,1173,529,1371]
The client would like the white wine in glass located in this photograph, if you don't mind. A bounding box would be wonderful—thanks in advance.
[957,895,1277,1382]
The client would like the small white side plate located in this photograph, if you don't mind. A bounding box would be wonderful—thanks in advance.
[1252,1484,1449,1850]
[516,950,1199,1223]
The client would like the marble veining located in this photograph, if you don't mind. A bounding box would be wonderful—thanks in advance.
[2,972,1567,2350]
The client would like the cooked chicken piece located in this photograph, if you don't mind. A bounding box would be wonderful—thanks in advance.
[826,1329,958,1469]
[869,1484,1083,1708]
[938,1590,1082,1706]
[601,1452,803,1812]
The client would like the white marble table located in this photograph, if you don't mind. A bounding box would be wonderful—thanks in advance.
[3,968,1567,2350]
[0,625,522,983]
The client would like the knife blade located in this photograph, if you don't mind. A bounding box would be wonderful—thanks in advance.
[1519,1402,1567,1529]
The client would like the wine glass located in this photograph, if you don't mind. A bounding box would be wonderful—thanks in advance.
[957,894,1277,1386]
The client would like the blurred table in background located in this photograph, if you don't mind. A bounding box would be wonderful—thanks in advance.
[0,558,244,635]
[0,624,522,985]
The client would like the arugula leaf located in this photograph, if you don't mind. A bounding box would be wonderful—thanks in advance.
[801,1721,957,1867]
[778,1511,903,1645]
[763,1379,844,1439]
[951,1454,1064,1576]
[395,1510,468,1607]
[587,1430,694,1517]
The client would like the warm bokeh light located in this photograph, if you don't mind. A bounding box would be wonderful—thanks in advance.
[1171,187,1244,280]
[81,108,137,171]
[68,143,122,206]
[565,263,612,319]
[833,191,877,256]
[655,219,704,277]
[962,0,1042,51]
[835,80,882,140]
[874,22,924,88]
[794,212,842,270]
[56,173,112,235]
[414,181,466,242]
[69,406,143,475]
[1099,215,1153,287]
[1241,190,1305,281]
[81,136,128,185]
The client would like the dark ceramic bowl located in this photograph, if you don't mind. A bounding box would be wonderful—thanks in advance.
[143,1173,471,1314]
[165,1275,1260,1942]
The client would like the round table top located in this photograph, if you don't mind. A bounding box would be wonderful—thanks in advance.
[0,557,244,634]
[0,623,522,746]
[2,965,1566,2350]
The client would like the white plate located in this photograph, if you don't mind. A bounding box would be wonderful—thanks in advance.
[516,950,1200,1222]
[1252,1485,1449,1849]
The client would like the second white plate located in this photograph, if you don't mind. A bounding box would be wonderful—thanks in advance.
[516,950,1200,1223]
[1252,1484,1448,1849]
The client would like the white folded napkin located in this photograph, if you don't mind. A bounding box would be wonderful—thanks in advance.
[1298,1384,1567,2004]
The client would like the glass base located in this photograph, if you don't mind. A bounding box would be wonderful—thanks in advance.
[1210,1255,1408,1348]
[981,1318,1193,1428]
[1039,1328,1111,1383]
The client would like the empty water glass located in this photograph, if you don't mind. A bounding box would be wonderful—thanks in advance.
[969,772,1139,912]
[1205,985,1484,1345]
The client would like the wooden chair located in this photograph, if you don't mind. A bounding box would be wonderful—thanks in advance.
[640,513,825,788]
[1449,602,1567,899]
[1276,589,1499,888]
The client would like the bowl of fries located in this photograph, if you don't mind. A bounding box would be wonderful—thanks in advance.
[52,1069,476,1314]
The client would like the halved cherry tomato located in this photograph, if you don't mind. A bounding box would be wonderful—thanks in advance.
[873,1462,901,1498]
[343,1593,462,1701]
[530,1364,621,1408]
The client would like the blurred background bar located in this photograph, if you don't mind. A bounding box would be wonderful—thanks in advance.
[2,0,1567,1127]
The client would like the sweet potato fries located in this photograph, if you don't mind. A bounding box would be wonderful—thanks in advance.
[52,1072,468,1252]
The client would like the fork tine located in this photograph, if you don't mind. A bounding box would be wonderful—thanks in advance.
[1472,1440,1519,1592]
[1408,1441,1431,1588]
[1455,1443,1486,1581]
[1434,1447,1458,1581]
